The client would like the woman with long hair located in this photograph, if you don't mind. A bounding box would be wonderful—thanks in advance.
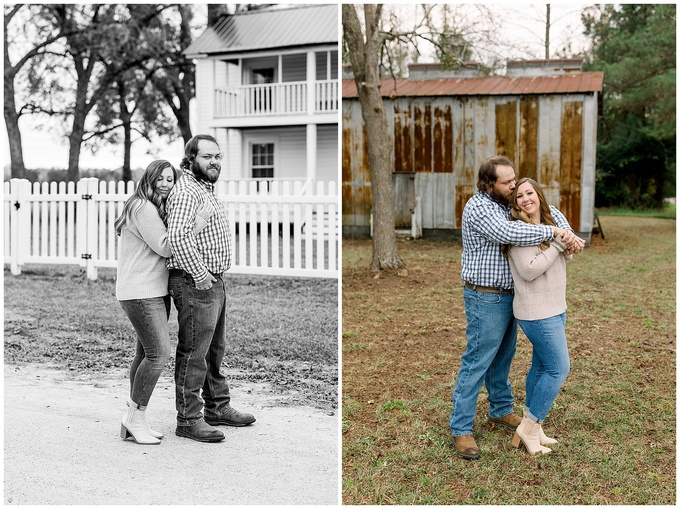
[115,159,212,445]
[502,177,572,456]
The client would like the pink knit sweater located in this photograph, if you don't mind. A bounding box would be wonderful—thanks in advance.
[507,237,571,321]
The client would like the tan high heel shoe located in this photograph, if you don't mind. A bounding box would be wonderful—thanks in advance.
[120,406,161,445]
[524,409,557,445]
[512,416,552,455]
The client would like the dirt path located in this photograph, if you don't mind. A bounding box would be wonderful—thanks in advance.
[4,363,338,505]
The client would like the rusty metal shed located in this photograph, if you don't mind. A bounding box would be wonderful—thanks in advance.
[342,59,604,239]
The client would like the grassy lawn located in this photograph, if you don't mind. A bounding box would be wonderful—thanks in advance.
[597,204,676,220]
[4,267,338,411]
[342,215,675,504]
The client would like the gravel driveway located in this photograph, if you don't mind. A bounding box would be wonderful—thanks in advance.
[4,363,338,505]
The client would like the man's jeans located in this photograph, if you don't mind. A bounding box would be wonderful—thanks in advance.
[169,270,231,426]
[119,296,172,407]
[517,312,570,422]
[449,286,517,436]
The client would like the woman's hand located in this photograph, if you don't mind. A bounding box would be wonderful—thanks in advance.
[193,201,215,235]
[196,200,214,223]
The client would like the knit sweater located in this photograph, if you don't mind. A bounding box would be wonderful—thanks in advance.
[116,200,173,301]
[507,237,571,321]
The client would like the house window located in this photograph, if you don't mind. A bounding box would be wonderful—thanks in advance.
[316,50,338,80]
[251,143,275,179]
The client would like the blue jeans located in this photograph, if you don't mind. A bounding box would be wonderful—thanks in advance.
[119,296,172,407]
[517,313,570,422]
[168,270,231,426]
[449,286,517,436]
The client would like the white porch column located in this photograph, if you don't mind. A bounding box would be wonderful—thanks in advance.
[194,58,213,134]
[306,123,317,181]
[306,50,317,181]
[306,50,316,115]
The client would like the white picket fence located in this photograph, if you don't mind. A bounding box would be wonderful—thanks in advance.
[4,177,338,279]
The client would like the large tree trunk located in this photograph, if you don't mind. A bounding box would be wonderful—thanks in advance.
[4,9,26,179]
[342,4,405,271]
[67,94,89,182]
[4,79,26,179]
[66,46,94,182]
[177,4,194,144]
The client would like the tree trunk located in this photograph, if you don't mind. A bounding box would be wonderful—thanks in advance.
[118,80,132,182]
[177,4,194,145]
[4,77,26,179]
[342,4,405,271]
[67,95,90,182]
[545,5,551,59]
[4,10,26,179]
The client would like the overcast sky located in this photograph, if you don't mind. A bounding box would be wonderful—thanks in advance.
[4,3,593,173]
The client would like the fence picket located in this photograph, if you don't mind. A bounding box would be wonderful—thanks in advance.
[4,177,338,279]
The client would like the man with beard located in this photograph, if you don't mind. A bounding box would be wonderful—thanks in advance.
[166,134,256,443]
[449,155,584,459]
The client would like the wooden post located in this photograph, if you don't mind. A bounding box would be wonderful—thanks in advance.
[76,178,99,280]
[9,178,31,275]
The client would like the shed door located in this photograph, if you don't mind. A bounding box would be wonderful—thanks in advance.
[392,172,415,228]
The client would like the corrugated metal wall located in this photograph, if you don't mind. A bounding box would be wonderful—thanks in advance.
[342,93,597,233]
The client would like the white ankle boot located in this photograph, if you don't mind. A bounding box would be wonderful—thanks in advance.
[120,406,161,445]
[524,409,557,445]
[126,399,163,439]
[512,416,552,455]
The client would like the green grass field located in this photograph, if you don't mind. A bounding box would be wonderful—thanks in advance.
[342,215,675,504]
[4,266,338,411]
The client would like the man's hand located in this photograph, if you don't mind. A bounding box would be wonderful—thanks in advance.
[195,272,217,290]
[555,228,585,254]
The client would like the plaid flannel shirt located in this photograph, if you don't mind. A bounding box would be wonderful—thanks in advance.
[460,192,572,289]
[166,172,232,282]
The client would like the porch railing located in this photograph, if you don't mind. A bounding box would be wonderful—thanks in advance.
[215,79,338,118]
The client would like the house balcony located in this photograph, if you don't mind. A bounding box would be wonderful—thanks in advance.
[214,79,338,122]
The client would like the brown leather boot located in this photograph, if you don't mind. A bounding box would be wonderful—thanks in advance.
[453,434,480,460]
[488,412,522,431]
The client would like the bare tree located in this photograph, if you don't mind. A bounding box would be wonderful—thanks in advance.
[343,4,405,271]
[342,4,499,271]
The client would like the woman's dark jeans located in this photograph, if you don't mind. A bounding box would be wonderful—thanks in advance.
[119,295,172,407]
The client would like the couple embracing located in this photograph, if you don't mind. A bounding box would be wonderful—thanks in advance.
[115,134,255,445]
[450,155,585,459]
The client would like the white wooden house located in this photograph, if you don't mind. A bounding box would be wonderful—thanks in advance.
[184,4,339,185]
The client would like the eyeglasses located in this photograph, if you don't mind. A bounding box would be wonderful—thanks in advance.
[197,153,223,161]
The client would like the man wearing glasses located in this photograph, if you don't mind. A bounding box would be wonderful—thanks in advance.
[167,134,256,443]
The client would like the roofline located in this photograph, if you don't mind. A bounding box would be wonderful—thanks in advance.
[342,73,605,98]
[186,42,337,59]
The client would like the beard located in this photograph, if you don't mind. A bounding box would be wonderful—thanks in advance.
[191,159,221,183]
[488,186,510,206]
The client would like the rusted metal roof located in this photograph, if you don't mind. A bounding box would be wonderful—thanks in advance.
[185,4,337,57]
[342,72,604,97]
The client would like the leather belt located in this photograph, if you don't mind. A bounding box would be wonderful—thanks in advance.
[464,282,513,295]
[170,269,223,280]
